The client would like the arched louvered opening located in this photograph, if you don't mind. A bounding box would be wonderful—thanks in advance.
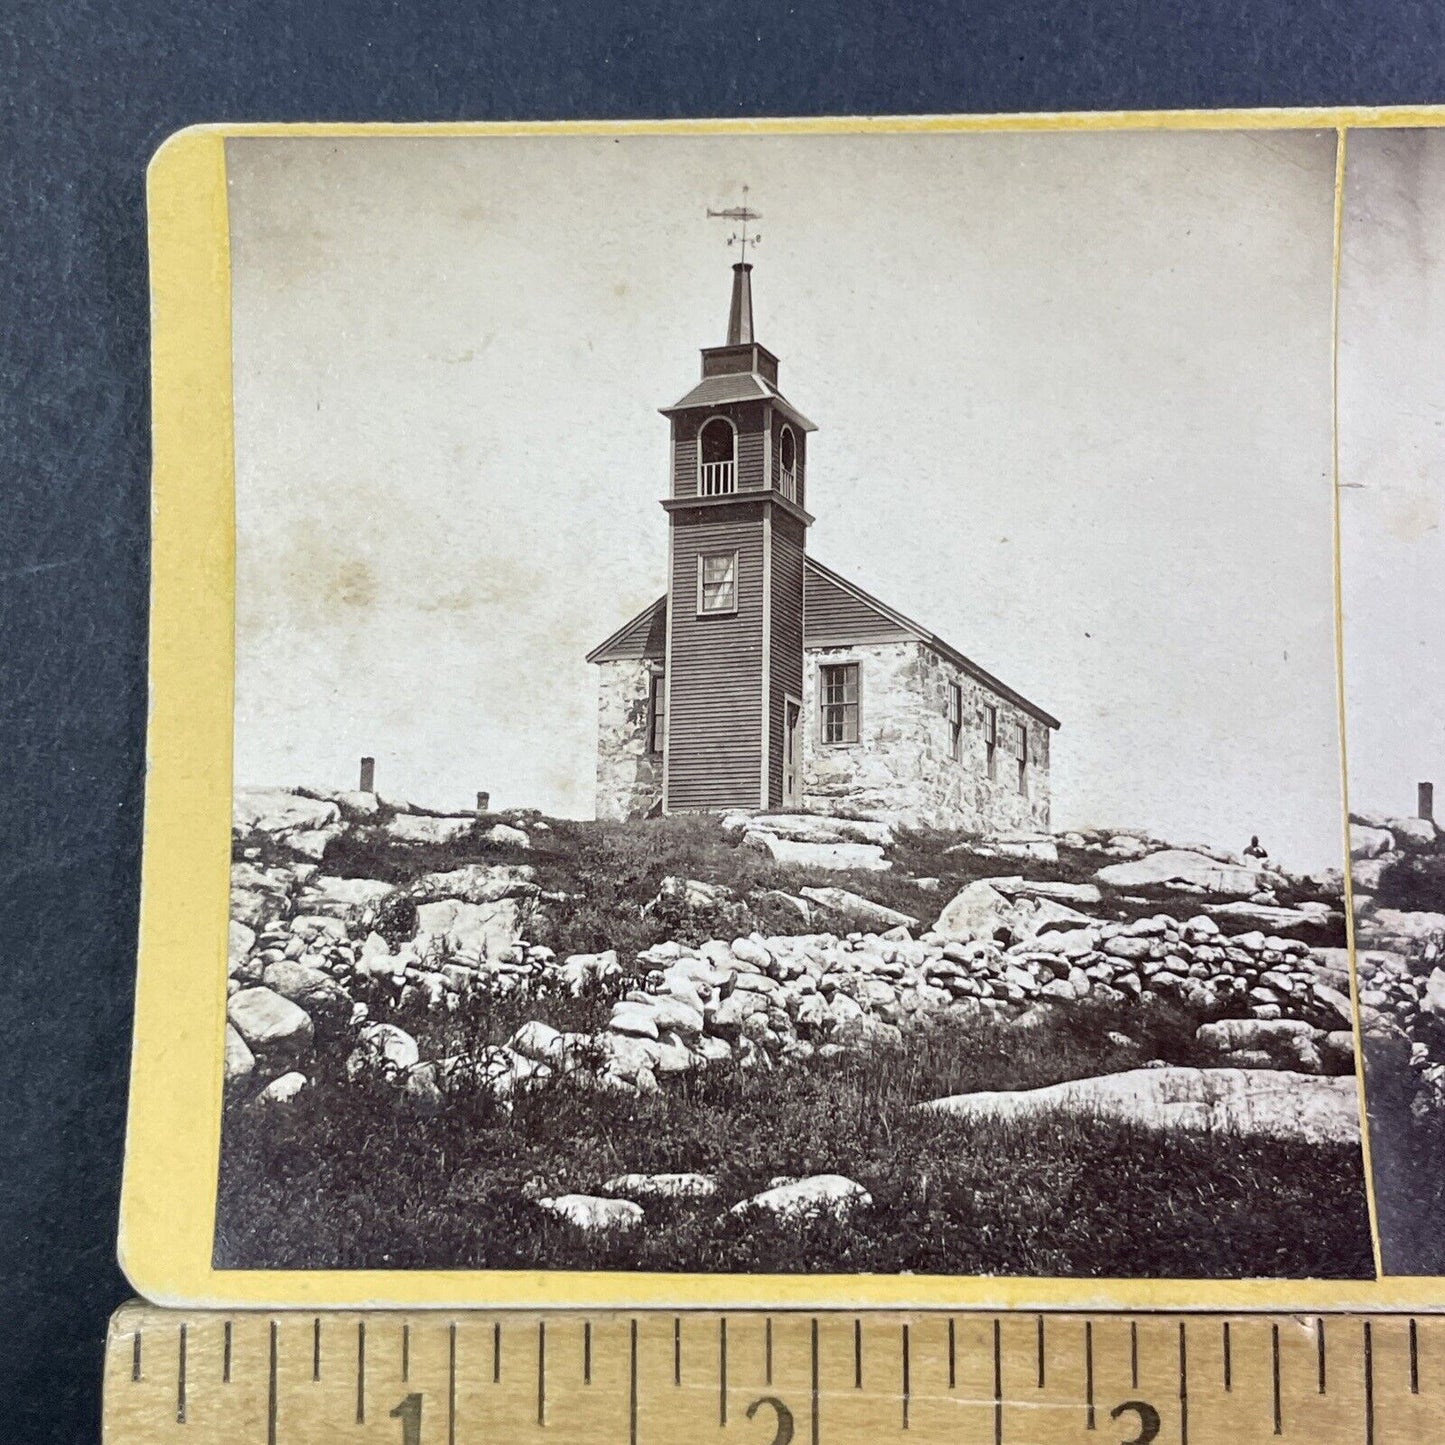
[778,424,798,501]
[698,417,737,496]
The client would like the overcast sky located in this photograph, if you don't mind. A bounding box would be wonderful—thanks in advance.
[1339,129,1445,822]
[227,128,1346,869]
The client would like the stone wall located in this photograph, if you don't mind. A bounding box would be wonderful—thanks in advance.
[800,640,1052,831]
[595,659,663,821]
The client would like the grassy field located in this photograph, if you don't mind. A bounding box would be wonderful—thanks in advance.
[216,992,1373,1278]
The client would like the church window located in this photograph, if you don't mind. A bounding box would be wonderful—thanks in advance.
[821,663,860,744]
[984,704,998,779]
[698,551,738,614]
[698,417,737,495]
[647,671,666,754]
[778,425,798,501]
[1015,722,1029,794]
[948,682,964,760]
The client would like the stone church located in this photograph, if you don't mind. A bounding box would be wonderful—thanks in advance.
[587,259,1058,830]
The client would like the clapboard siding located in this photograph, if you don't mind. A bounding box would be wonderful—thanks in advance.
[736,402,767,491]
[804,558,913,644]
[666,503,767,811]
[672,423,698,499]
[767,512,807,807]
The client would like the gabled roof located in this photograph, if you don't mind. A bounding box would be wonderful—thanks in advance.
[660,372,817,433]
[803,557,1060,729]
[585,594,666,664]
[585,561,1059,730]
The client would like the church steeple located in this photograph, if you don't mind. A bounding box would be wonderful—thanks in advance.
[726,263,754,345]
[651,205,818,815]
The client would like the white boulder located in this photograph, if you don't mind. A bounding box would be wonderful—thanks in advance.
[730,1174,871,1219]
[386,814,476,845]
[1094,850,1280,898]
[798,887,918,931]
[539,1194,643,1231]
[743,831,890,872]
[602,1172,718,1201]
[346,1022,420,1077]
[227,987,314,1071]
[252,1071,308,1107]
[921,1067,1359,1146]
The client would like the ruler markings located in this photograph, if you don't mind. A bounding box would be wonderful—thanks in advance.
[992,1318,1002,1445]
[1177,1320,1188,1445]
[1271,1322,1282,1435]
[901,1322,910,1431]
[629,1319,638,1445]
[810,1317,820,1445]
[103,1307,1445,1443]
[176,1323,187,1424]
[1364,1319,1375,1445]
[719,1316,728,1425]
[266,1320,278,1445]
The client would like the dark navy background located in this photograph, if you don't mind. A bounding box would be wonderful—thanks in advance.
[3,2,1442,1435]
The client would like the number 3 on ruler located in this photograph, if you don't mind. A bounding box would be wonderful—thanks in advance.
[390,1393,423,1445]
[1109,1399,1161,1445]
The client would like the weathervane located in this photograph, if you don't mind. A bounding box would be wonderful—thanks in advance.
[706,185,761,263]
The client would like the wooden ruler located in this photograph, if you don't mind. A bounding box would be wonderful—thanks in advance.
[105,1304,1445,1443]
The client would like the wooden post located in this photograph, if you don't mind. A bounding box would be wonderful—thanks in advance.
[1420,781,1434,823]
[359,756,375,793]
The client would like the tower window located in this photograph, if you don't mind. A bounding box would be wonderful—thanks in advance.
[698,417,736,496]
[820,663,860,744]
[1015,722,1029,794]
[948,682,964,760]
[647,670,665,754]
[697,551,738,614]
[778,425,798,502]
[984,704,998,779]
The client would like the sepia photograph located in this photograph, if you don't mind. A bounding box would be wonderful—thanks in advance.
[1340,127,1445,1277]
[215,129,1372,1279]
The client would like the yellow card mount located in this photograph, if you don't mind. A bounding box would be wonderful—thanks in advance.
[105,1304,1442,1443]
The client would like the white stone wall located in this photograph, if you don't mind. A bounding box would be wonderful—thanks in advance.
[801,640,1052,832]
[595,659,663,821]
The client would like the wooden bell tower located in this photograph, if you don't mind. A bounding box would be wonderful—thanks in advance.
[658,208,817,814]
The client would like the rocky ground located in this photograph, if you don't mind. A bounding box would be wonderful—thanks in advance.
[1349,809,1445,1272]
[217,788,1372,1276]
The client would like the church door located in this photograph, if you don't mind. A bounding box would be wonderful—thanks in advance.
[783,697,803,807]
